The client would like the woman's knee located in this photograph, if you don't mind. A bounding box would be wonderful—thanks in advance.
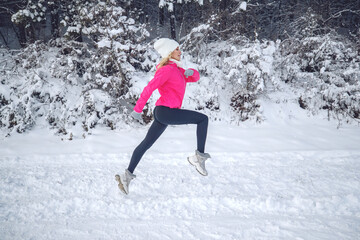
[204,114,209,122]
[200,113,208,125]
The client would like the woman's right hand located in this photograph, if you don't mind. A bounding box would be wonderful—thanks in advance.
[184,69,194,78]
[131,111,144,124]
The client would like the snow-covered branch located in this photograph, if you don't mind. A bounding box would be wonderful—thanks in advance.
[324,9,360,23]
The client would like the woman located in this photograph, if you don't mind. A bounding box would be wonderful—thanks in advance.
[115,38,211,195]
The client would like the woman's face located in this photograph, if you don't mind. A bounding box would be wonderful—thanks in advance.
[171,47,181,61]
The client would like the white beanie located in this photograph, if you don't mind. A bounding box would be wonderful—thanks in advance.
[154,38,179,58]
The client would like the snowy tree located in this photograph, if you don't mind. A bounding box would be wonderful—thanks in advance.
[290,7,325,39]
[182,22,278,123]
[277,32,360,125]
[1,0,150,137]
[11,0,47,45]
[157,0,215,39]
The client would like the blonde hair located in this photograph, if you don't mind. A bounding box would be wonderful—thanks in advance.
[156,52,173,72]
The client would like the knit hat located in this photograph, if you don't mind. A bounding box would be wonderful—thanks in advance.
[154,38,179,58]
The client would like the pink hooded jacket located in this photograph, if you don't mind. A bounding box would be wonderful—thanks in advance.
[134,61,200,113]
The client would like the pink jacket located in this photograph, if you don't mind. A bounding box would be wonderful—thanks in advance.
[134,61,200,113]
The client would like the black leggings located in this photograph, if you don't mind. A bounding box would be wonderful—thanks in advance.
[127,106,208,173]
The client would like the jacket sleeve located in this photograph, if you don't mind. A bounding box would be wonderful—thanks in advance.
[181,68,200,83]
[133,67,169,113]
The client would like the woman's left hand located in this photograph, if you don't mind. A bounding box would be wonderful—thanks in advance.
[184,69,194,78]
[130,111,144,124]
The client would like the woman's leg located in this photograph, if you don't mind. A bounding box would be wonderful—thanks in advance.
[155,106,208,153]
[127,118,167,173]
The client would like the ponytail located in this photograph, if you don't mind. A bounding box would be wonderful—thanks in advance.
[155,52,173,72]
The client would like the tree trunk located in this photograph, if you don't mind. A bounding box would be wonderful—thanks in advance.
[0,29,8,47]
[17,23,27,47]
[170,14,176,39]
[49,3,60,39]
[169,3,176,40]
[159,6,165,25]
[27,24,36,43]
[220,0,228,11]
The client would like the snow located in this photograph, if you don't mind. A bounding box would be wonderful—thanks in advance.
[114,42,130,51]
[110,28,124,37]
[1,102,360,239]
[67,26,81,33]
[240,2,247,11]
[97,39,112,48]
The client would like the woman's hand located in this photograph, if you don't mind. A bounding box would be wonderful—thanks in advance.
[184,69,194,78]
[131,111,144,124]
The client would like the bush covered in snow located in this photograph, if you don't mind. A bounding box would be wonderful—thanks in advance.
[182,25,360,125]
[0,41,121,137]
[278,33,360,125]
[182,23,281,123]
[1,20,360,137]
[1,0,150,138]
[11,0,47,25]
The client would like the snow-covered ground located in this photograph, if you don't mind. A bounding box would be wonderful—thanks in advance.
[1,103,360,240]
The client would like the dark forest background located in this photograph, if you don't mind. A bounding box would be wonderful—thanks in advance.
[1,0,359,48]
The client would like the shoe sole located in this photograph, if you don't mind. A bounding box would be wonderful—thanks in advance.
[187,157,208,176]
[115,174,128,195]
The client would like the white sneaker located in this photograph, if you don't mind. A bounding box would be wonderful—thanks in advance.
[115,169,136,195]
[187,150,211,176]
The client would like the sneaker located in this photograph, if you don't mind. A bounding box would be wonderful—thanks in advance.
[115,169,136,195]
[187,150,211,176]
